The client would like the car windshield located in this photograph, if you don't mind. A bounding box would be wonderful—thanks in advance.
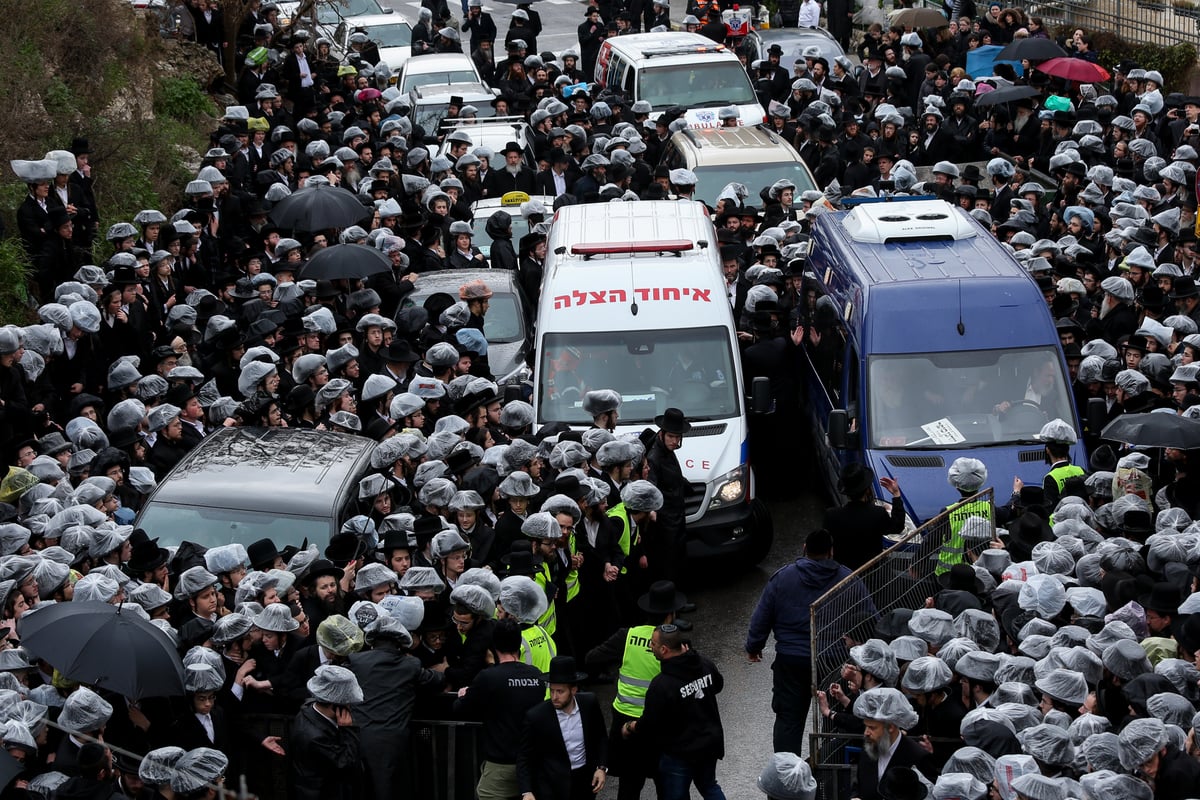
[402,70,480,93]
[867,346,1075,448]
[363,22,412,47]
[317,0,380,23]
[137,503,332,550]
[695,161,817,205]
[471,213,532,257]
[404,291,524,343]
[638,62,756,110]
[414,101,496,133]
[538,326,740,424]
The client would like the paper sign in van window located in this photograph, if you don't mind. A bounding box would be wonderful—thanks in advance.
[920,418,966,446]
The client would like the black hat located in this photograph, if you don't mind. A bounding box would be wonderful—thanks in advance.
[1121,509,1153,537]
[379,530,414,553]
[544,655,587,684]
[501,542,542,576]
[960,164,983,183]
[412,515,444,542]
[383,339,420,363]
[445,448,476,475]
[416,601,454,634]
[654,407,691,435]
[552,473,589,501]
[285,384,316,415]
[128,537,169,574]
[305,558,345,583]
[326,532,367,566]
[70,137,91,155]
[1171,275,1200,300]
[48,206,72,229]
[838,462,875,497]
[938,561,984,592]
[1140,582,1180,615]
[247,537,281,571]
[1089,443,1117,472]
[500,140,524,156]
[637,580,688,615]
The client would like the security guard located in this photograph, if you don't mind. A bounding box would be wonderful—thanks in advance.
[1034,418,1086,506]
[522,513,565,638]
[498,571,557,673]
[935,457,994,576]
[607,480,662,624]
[585,581,687,800]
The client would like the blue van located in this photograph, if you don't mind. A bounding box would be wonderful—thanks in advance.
[801,198,1087,523]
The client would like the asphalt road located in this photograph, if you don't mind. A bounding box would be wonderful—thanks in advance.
[368,3,833,793]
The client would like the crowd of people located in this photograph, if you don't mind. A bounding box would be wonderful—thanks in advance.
[3,0,1200,797]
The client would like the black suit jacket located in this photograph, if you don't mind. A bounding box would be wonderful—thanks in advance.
[534,169,570,198]
[855,733,933,800]
[517,692,607,800]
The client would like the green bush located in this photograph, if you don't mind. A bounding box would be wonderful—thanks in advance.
[0,238,34,322]
[155,76,216,123]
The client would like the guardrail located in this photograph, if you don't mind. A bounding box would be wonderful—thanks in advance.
[808,489,994,800]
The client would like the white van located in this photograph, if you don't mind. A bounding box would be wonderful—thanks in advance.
[593,33,765,129]
[534,200,773,563]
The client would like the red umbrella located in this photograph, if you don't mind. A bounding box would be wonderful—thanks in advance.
[1035,57,1111,83]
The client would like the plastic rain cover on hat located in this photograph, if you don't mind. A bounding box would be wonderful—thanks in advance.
[498,575,547,624]
[852,687,919,730]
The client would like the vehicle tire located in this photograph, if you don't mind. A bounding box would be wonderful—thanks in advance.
[741,498,775,566]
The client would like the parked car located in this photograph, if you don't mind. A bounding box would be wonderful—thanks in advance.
[657,125,819,207]
[410,82,499,136]
[135,428,377,550]
[396,268,533,385]
[331,14,414,80]
[277,0,393,44]
[468,192,551,259]
[398,52,484,94]
[747,26,846,67]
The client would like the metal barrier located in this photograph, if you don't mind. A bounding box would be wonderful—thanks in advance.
[409,719,486,800]
[807,489,994,800]
[1012,0,1199,54]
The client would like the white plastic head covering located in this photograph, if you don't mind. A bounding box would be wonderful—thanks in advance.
[170,747,229,794]
[307,663,364,704]
[1102,638,1152,681]
[849,639,899,686]
[1034,419,1076,445]
[58,687,113,733]
[204,543,249,575]
[72,573,119,604]
[908,608,954,646]
[932,773,987,800]
[379,594,424,632]
[756,752,817,800]
[947,458,988,492]
[450,584,495,618]
[498,575,547,624]
[852,687,919,730]
[621,480,663,512]
[139,746,186,786]
[1117,717,1168,771]
[901,656,954,693]
[943,747,995,784]
[993,754,1038,800]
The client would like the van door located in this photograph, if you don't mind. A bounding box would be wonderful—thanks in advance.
[800,302,849,502]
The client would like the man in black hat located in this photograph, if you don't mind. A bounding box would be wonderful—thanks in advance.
[491,141,537,195]
[301,559,347,636]
[128,535,171,590]
[586,580,686,800]
[457,619,549,800]
[646,408,692,587]
[248,537,285,572]
[68,137,98,248]
[822,463,904,571]
[517,655,608,800]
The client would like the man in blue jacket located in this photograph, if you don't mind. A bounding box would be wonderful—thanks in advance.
[745,528,877,753]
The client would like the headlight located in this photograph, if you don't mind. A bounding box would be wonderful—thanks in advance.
[708,464,747,510]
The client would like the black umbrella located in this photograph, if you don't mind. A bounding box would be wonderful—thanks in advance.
[268,184,370,232]
[0,751,20,791]
[298,243,392,281]
[1100,412,1200,449]
[995,38,1067,62]
[974,84,1041,107]
[17,601,185,699]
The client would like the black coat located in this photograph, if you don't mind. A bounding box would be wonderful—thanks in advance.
[637,649,725,762]
[288,704,363,800]
[855,732,935,800]
[822,499,906,571]
[517,692,608,800]
[646,436,687,533]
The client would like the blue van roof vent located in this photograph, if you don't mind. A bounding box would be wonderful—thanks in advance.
[843,199,978,245]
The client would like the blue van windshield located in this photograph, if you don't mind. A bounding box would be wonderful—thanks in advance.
[867,346,1074,448]
[538,327,740,424]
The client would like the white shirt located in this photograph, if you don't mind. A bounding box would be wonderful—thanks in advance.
[798,0,820,27]
[55,186,69,206]
[552,170,567,197]
[555,701,586,770]
[877,732,903,778]
[196,712,215,742]
[296,52,314,88]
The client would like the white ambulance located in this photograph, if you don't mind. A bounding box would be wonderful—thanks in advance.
[533,200,773,563]
[593,32,765,129]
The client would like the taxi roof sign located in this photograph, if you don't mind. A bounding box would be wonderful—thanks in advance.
[501,191,530,207]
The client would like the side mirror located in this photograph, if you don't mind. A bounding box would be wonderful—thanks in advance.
[828,409,848,449]
[504,384,523,404]
[750,377,771,415]
[1087,397,1106,437]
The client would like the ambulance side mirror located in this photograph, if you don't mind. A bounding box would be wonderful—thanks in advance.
[1087,398,1106,437]
[828,409,849,449]
[750,377,771,415]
